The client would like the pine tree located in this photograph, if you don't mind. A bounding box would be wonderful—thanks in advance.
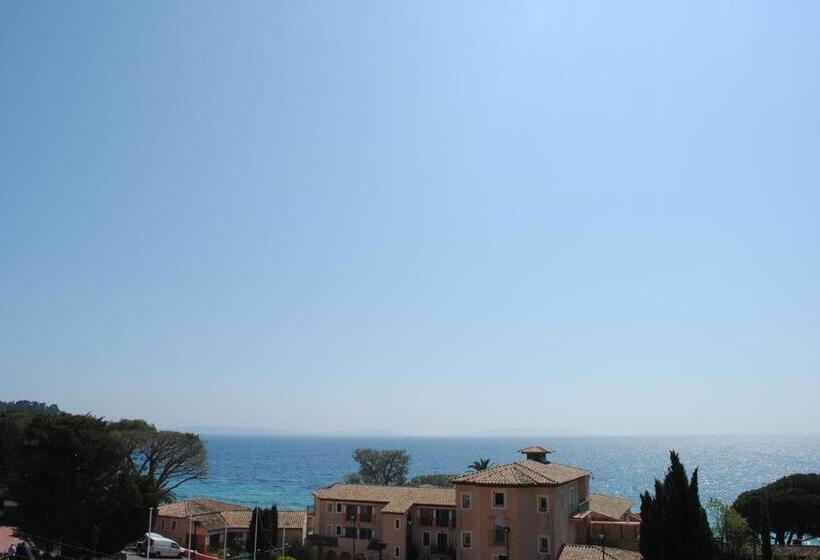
[640,451,713,560]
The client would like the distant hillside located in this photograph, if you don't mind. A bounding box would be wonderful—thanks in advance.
[0,400,62,415]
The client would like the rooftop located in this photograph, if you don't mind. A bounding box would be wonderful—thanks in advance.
[157,499,250,518]
[588,494,633,521]
[313,484,456,514]
[559,545,641,560]
[451,459,590,487]
[517,446,554,454]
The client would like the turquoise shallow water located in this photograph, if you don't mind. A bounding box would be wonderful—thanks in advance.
[175,434,820,511]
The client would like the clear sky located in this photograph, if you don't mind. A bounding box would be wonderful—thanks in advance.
[2,1,819,436]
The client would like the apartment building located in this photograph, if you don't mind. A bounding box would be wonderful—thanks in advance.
[310,484,458,560]
[310,447,640,560]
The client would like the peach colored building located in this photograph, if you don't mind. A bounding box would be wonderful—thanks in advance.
[155,499,308,555]
[310,446,640,560]
[310,484,458,560]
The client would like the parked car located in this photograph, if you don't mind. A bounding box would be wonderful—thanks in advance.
[137,533,183,558]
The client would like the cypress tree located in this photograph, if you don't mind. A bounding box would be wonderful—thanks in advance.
[760,495,772,560]
[271,504,279,549]
[640,451,713,560]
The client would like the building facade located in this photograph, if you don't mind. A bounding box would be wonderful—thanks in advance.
[155,498,308,556]
[311,447,639,560]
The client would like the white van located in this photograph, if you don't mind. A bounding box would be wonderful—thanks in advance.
[141,533,183,558]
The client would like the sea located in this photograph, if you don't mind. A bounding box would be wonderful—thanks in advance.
[173,434,820,513]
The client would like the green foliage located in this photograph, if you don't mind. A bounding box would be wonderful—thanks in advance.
[0,401,62,415]
[407,474,455,488]
[248,505,279,557]
[7,413,161,556]
[346,449,410,486]
[733,474,820,545]
[760,497,772,560]
[110,419,208,501]
[707,498,752,555]
[468,458,493,472]
[640,450,713,560]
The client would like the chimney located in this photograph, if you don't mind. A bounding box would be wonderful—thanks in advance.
[518,446,553,463]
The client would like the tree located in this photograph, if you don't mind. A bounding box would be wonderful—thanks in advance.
[760,496,772,560]
[733,474,820,545]
[408,474,455,488]
[346,449,410,486]
[248,505,278,559]
[640,450,713,560]
[707,498,752,556]
[8,413,160,556]
[111,419,208,501]
[0,401,61,415]
[468,458,492,472]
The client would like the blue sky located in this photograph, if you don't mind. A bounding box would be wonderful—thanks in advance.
[2,1,818,435]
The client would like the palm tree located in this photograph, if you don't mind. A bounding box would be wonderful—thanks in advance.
[469,458,493,471]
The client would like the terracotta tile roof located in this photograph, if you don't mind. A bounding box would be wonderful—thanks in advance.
[451,460,590,487]
[197,512,230,532]
[559,545,641,560]
[221,510,253,530]
[313,484,456,514]
[278,510,307,530]
[589,494,633,521]
[157,499,250,518]
[518,446,554,454]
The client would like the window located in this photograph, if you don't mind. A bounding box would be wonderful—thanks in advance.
[394,546,400,558]
[569,487,577,507]
[160,520,166,530]
[461,493,471,509]
[359,528,373,540]
[335,525,342,536]
[344,527,356,539]
[422,532,430,547]
[461,532,471,549]
[493,555,508,560]
[327,503,334,513]
[493,491,506,509]
[325,524,332,536]
[395,518,401,529]
[336,503,343,513]
[538,495,549,513]
[538,536,550,555]
[435,509,452,527]
[436,533,448,548]
[171,521,176,531]
[494,527,507,546]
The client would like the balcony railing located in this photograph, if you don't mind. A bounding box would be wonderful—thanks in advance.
[429,545,456,559]
[435,517,455,528]
[569,500,590,516]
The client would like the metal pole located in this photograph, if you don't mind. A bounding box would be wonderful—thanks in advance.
[224,520,228,560]
[253,508,259,560]
[147,508,153,560]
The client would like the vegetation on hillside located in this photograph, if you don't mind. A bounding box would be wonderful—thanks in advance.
[0,400,61,415]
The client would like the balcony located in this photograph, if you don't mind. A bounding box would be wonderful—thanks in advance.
[435,517,454,528]
[569,500,590,517]
[429,545,456,559]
